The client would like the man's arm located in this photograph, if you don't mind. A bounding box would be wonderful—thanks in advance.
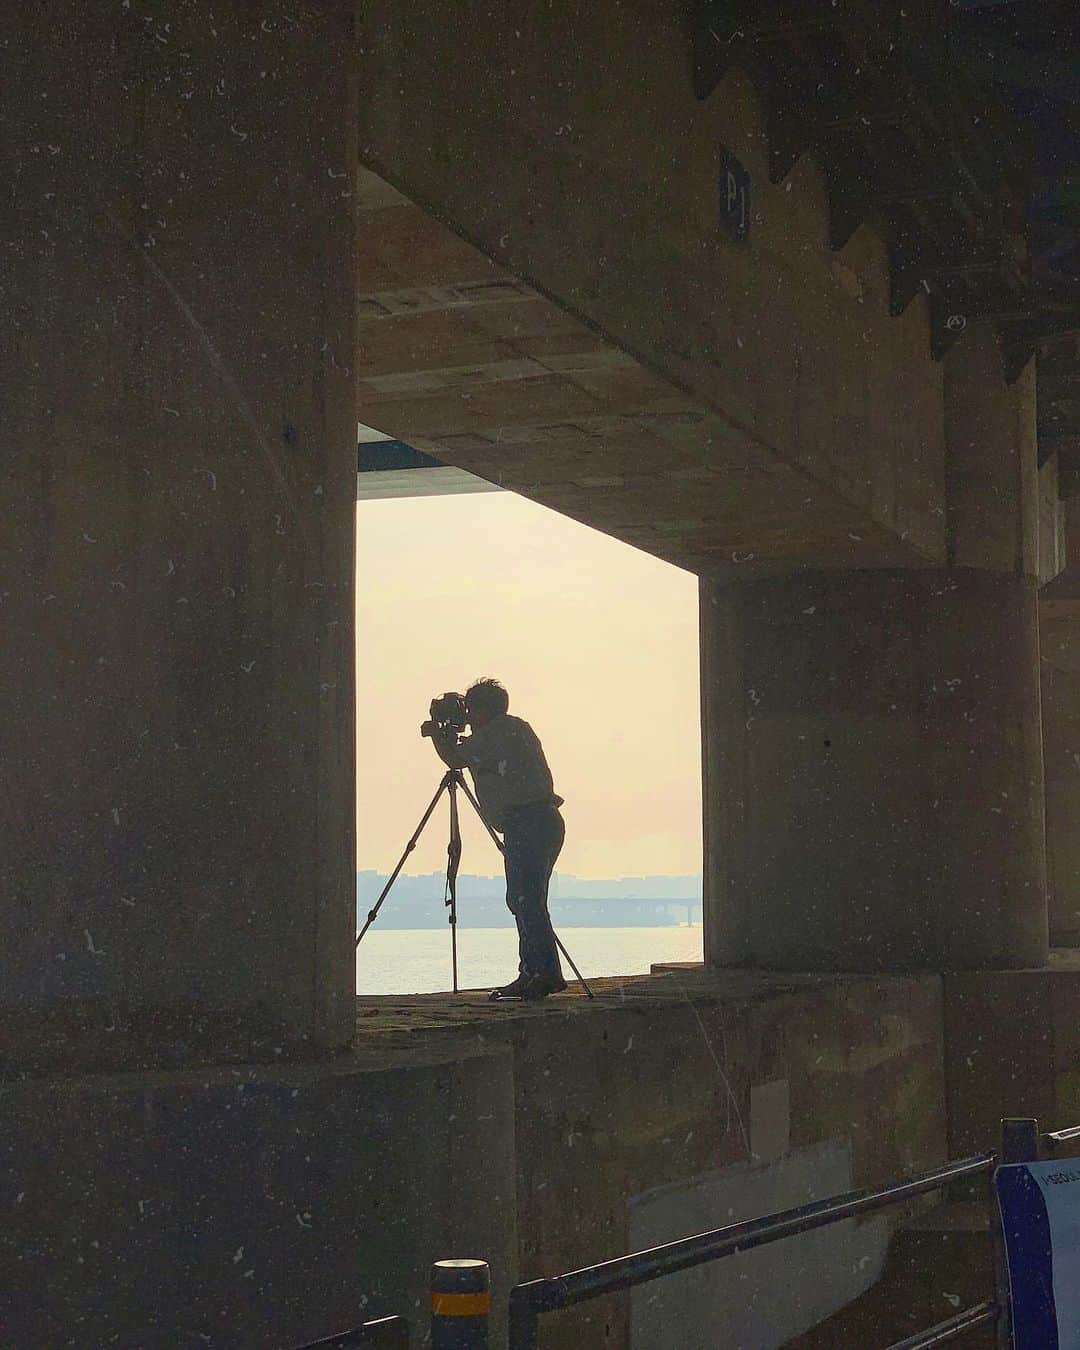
[420,721,469,770]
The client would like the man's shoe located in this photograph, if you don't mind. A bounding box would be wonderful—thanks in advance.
[520,972,568,1000]
[488,975,531,1001]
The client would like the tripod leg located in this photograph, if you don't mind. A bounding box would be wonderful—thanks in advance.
[554,934,595,1000]
[456,773,595,1000]
[356,776,450,948]
[450,906,459,993]
[447,781,461,992]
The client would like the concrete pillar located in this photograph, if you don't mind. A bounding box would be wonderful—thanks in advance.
[701,328,1048,970]
[1040,604,1080,945]
[1040,499,1080,946]
[3,3,357,1069]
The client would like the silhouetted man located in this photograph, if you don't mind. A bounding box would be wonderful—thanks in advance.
[422,678,566,1000]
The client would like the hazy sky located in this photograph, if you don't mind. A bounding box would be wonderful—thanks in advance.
[355,489,702,878]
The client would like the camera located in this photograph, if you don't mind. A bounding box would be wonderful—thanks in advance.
[426,691,468,736]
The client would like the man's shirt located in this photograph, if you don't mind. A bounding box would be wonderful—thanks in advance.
[458,714,562,831]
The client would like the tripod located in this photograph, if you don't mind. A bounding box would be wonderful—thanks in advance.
[356,768,594,998]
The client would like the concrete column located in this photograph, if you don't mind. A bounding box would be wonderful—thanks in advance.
[1040,603,1080,946]
[3,3,357,1069]
[1040,499,1080,947]
[701,328,1048,970]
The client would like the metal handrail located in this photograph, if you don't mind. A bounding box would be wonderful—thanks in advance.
[1044,1123,1080,1152]
[508,1152,996,1348]
[883,1301,999,1350]
[292,1315,409,1349]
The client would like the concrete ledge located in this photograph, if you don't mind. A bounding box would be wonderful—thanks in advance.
[353,967,900,1037]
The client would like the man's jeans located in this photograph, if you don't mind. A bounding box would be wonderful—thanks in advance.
[502,803,565,979]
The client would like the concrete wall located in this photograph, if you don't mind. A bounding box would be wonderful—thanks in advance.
[0,1045,518,1349]
[1041,603,1080,945]
[1039,499,1080,947]
[1039,454,1065,587]
[5,974,944,1348]
[356,0,947,568]
[944,958,1080,1157]
[630,1143,891,1350]
[945,337,1040,577]
[501,974,945,1349]
[3,3,358,1065]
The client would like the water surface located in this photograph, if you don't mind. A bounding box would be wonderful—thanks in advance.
[355,924,703,995]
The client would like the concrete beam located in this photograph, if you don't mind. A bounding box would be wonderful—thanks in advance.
[356,4,950,573]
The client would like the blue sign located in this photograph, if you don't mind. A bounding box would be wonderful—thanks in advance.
[719,150,750,244]
[997,1160,1080,1348]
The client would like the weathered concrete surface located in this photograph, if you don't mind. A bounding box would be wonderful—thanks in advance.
[0,1043,517,1349]
[5,972,944,1348]
[356,3,947,571]
[1039,497,1080,945]
[701,325,1048,972]
[1039,454,1065,588]
[701,566,1047,970]
[944,954,1080,1158]
[791,1202,995,1349]
[2,4,357,1064]
[1040,598,1080,945]
[630,1141,893,1348]
[359,969,946,1350]
[945,337,1040,576]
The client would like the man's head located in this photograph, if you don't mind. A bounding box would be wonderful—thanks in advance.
[465,678,509,730]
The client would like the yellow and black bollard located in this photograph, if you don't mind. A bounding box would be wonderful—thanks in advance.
[431,1259,490,1349]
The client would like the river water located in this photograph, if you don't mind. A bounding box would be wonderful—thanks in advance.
[355,924,703,995]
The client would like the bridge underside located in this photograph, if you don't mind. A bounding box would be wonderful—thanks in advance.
[8,2,1080,1346]
[357,165,938,575]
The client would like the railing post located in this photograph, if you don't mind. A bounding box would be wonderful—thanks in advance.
[507,1286,538,1350]
[1000,1117,1040,1165]
[431,1260,490,1350]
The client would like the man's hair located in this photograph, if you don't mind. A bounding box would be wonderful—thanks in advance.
[466,678,509,718]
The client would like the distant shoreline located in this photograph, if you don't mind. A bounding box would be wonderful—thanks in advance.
[356,903,704,930]
[357,869,703,930]
[357,915,704,931]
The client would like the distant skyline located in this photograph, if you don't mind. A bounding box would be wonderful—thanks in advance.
[356,868,703,899]
[355,490,702,878]
[355,868,703,931]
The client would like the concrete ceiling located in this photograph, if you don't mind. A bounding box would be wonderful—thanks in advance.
[356,167,903,575]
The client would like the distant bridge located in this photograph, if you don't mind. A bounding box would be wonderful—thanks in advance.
[552,898,702,928]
